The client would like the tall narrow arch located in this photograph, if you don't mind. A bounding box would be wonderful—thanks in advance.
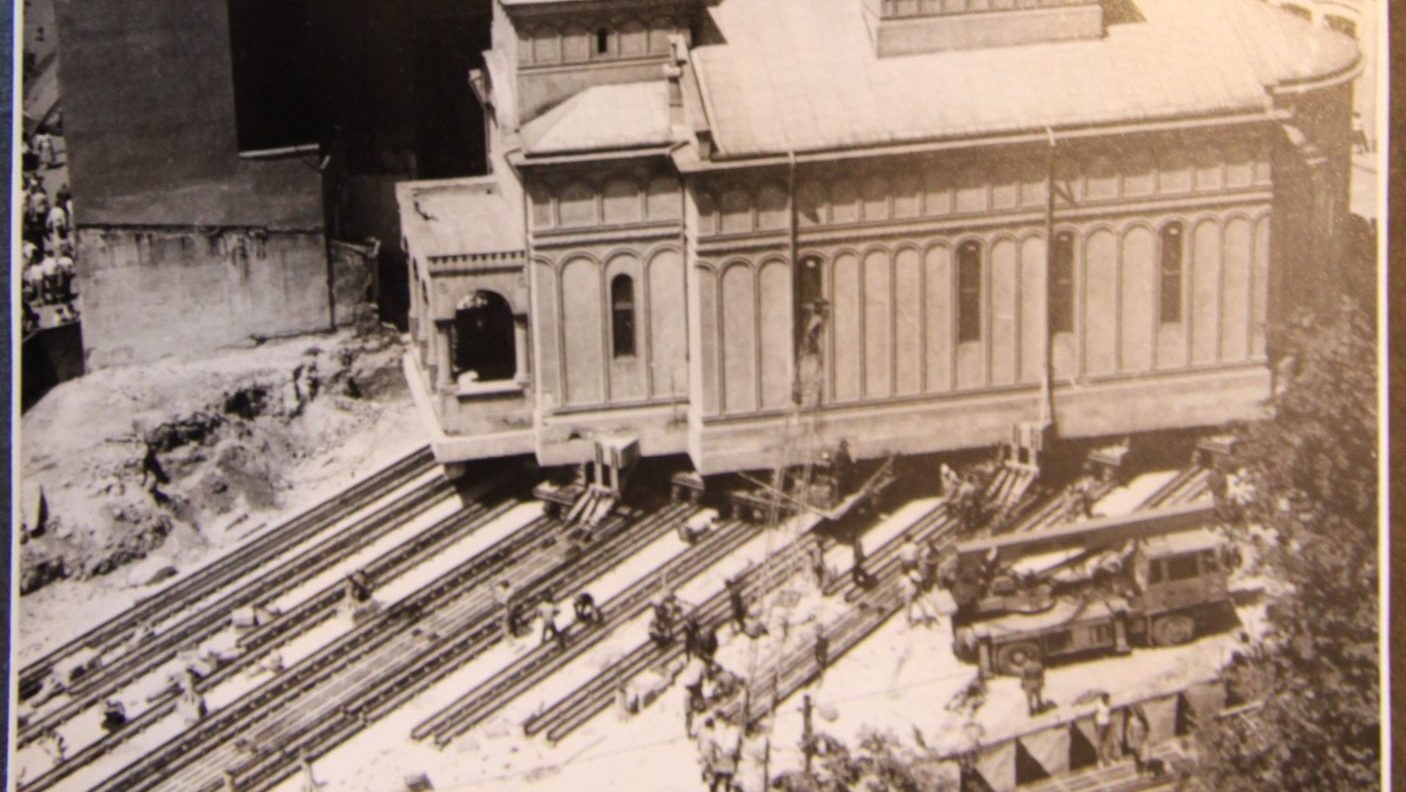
[611,274,637,358]
[957,240,983,343]
[1050,231,1076,333]
[1159,222,1185,324]
[796,254,826,354]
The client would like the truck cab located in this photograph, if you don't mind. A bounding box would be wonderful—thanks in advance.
[1129,528,1231,646]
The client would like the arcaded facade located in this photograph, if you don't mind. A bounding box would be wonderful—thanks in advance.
[399,0,1359,475]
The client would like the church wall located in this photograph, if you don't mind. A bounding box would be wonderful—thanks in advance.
[523,160,688,430]
[683,129,1276,471]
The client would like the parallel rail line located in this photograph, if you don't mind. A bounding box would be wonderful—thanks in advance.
[181,503,692,792]
[19,489,529,792]
[723,505,958,722]
[18,470,457,750]
[415,515,764,745]
[94,501,692,792]
[18,446,434,695]
[524,525,836,744]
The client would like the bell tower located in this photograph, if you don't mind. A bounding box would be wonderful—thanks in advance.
[494,0,700,126]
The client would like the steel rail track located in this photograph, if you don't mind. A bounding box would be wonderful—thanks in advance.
[95,502,692,792]
[84,505,563,792]
[722,510,960,723]
[18,446,435,696]
[17,472,456,751]
[733,465,1215,725]
[416,516,762,745]
[1140,466,1208,510]
[18,491,528,792]
[1008,479,1117,535]
[214,504,696,792]
[524,524,832,744]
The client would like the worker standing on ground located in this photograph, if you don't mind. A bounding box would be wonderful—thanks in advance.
[1093,693,1115,767]
[650,592,678,647]
[696,622,719,662]
[1125,704,1152,776]
[1021,659,1047,716]
[809,540,828,588]
[710,716,740,792]
[681,657,708,735]
[682,614,702,660]
[899,535,921,576]
[494,579,517,638]
[851,536,872,589]
[902,568,928,627]
[726,577,748,635]
[813,623,829,683]
[696,717,719,790]
[538,591,564,648]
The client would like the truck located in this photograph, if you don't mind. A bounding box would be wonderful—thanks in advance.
[950,502,1237,676]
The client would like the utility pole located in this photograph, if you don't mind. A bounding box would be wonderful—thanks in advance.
[1041,127,1058,432]
[802,693,815,775]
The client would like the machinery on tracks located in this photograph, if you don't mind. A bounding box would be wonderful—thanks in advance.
[950,502,1237,677]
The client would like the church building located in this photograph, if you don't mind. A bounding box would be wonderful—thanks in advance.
[397,0,1359,476]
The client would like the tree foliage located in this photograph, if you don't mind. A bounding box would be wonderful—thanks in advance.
[1195,301,1380,790]
[775,729,957,792]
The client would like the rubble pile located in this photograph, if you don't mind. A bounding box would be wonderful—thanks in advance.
[19,326,415,597]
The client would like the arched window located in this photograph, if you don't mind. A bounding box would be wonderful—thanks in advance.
[1282,3,1311,22]
[596,27,610,55]
[453,291,516,382]
[957,241,983,343]
[1159,223,1184,324]
[796,255,826,353]
[1050,231,1075,334]
[611,274,636,358]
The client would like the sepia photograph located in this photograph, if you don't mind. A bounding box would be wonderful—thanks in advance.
[9,0,1388,789]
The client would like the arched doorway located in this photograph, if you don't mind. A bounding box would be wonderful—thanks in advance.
[452,291,516,382]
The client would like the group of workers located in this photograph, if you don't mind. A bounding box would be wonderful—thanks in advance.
[494,577,604,648]
[20,126,79,336]
[939,462,993,532]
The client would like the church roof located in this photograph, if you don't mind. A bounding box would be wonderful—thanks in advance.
[688,0,1359,159]
[521,81,676,156]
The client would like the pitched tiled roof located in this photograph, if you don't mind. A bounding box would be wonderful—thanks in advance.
[689,0,1358,159]
[396,177,524,260]
[521,81,675,155]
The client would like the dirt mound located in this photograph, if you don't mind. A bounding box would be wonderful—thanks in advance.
[19,325,416,597]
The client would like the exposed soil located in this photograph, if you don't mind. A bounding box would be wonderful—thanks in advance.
[18,323,420,607]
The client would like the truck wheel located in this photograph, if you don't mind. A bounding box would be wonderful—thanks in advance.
[1152,613,1197,646]
[995,642,1041,675]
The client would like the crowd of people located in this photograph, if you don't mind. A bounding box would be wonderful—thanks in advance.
[20,125,79,336]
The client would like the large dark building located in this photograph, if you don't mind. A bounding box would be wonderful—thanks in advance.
[53,0,492,367]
